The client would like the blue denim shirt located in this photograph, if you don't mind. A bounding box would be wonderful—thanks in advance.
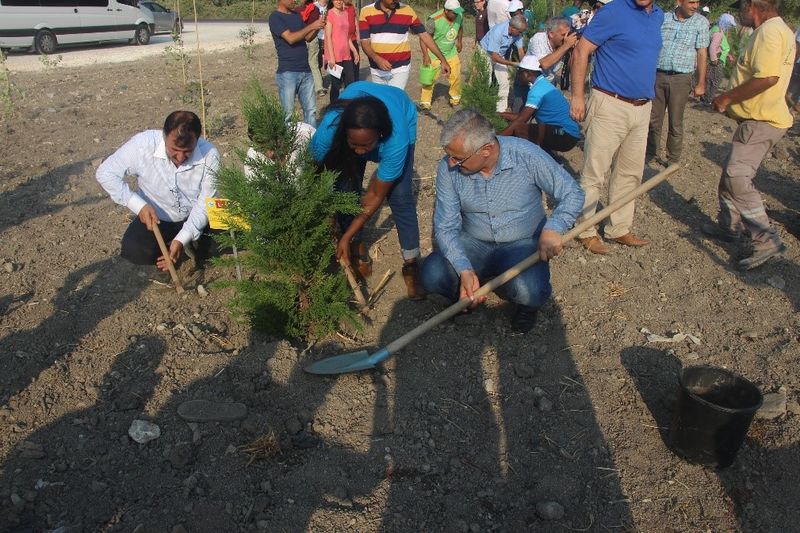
[582,0,664,100]
[433,136,585,274]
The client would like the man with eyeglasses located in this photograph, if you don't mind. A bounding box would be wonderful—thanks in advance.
[420,109,584,333]
[96,111,220,274]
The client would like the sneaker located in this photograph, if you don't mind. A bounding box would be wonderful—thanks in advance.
[418,102,431,110]
[401,260,426,300]
[510,304,538,334]
[700,221,738,243]
[738,244,786,271]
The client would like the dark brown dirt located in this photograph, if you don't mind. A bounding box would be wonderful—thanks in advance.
[1,38,799,532]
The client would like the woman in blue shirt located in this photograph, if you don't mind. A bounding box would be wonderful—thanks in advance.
[310,81,424,299]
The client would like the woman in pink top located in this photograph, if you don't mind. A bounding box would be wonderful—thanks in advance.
[324,0,359,102]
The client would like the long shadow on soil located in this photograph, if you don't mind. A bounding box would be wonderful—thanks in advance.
[621,347,800,531]
[368,297,633,530]
[0,336,167,531]
[0,157,103,234]
[645,161,800,312]
[2,326,387,531]
[0,257,148,406]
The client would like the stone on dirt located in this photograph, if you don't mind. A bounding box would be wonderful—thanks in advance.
[513,362,535,378]
[177,400,248,422]
[535,501,565,520]
[757,392,787,420]
[284,416,303,435]
[766,276,786,290]
[3,261,14,273]
[128,420,161,444]
[536,397,554,413]
[18,441,46,459]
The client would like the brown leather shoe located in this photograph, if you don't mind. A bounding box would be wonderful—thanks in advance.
[579,236,609,255]
[401,260,426,300]
[610,233,650,247]
[350,241,372,279]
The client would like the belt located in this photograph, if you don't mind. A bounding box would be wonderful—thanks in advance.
[657,69,690,75]
[592,86,650,106]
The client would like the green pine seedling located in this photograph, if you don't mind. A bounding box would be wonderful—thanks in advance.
[461,49,506,131]
[213,80,362,341]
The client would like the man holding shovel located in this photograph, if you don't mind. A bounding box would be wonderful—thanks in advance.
[420,109,584,333]
[96,111,219,273]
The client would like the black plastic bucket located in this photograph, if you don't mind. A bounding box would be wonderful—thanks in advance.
[669,366,763,469]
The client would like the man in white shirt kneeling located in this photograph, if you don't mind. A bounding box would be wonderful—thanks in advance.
[96,111,220,273]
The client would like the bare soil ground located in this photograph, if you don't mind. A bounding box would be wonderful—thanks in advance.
[1,39,800,533]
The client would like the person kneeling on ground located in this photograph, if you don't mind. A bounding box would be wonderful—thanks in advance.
[421,108,584,333]
[96,111,220,272]
[500,55,581,155]
[310,81,425,300]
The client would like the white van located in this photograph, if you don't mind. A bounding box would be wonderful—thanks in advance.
[0,0,156,54]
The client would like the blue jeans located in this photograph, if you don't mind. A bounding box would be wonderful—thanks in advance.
[275,70,317,128]
[335,144,420,259]
[420,232,551,308]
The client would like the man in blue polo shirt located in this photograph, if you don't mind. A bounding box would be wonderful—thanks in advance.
[479,15,527,112]
[569,0,663,255]
[646,0,709,166]
[269,0,326,127]
[499,55,581,154]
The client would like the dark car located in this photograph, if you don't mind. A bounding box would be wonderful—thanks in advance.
[138,1,182,34]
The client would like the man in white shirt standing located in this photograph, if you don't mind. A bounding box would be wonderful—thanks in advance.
[96,111,220,272]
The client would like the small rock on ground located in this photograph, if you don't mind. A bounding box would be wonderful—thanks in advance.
[536,501,565,520]
[128,420,161,444]
[756,392,787,420]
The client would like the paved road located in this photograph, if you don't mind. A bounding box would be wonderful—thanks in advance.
[4,21,273,72]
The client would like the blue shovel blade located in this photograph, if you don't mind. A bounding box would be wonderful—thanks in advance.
[303,348,390,375]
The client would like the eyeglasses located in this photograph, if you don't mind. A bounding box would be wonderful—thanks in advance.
[448,144,486,168]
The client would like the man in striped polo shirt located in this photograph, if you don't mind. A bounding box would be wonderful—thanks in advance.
[359,0,451,89]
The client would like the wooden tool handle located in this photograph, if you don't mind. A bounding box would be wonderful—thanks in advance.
[339,258,368,307]
[152,223,184,293]
[385,164,680,355]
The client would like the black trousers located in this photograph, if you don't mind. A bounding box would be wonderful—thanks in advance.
[120,218,219,266]
[329,59,356,102]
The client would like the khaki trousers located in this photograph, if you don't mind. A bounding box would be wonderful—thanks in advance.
[647,72,692,163]
[718,119,786,252]
[578,89,651,239]
[307,38,323,92]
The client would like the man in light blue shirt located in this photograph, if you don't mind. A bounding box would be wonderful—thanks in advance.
[479,15,527,112]
[96,111,219,272]
[420,109,584,333]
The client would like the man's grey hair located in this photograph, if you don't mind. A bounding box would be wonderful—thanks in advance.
[440,108,497,153]
[510,14,528,31]
[546,16,570,33]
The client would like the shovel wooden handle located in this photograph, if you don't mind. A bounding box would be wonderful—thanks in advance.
[340,258,368,308]
[385,164,681,355]
[152,223,184,293]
